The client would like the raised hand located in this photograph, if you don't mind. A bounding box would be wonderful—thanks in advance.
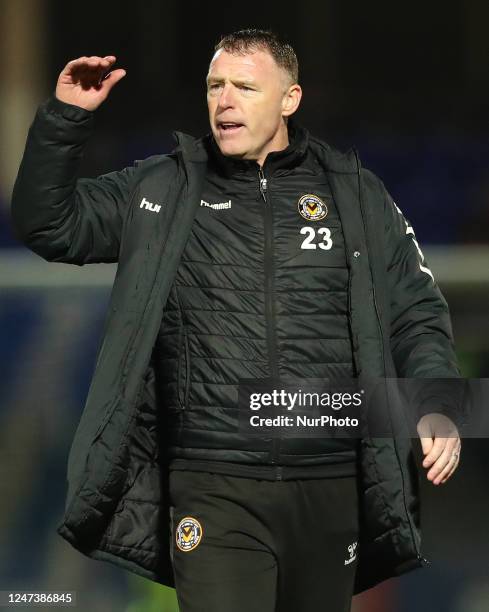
[55,55,126,111]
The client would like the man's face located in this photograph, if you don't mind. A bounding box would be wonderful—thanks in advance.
[206,48,299,163]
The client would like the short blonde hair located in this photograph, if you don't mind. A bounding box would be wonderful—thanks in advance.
[214,28,299,85]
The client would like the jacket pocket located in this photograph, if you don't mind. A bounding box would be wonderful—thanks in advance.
[177,326,191,410]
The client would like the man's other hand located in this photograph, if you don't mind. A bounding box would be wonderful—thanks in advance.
[417,413,461,485]
[55,55,126,111]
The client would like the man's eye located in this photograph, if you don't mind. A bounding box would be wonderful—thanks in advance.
[240,85,253,91]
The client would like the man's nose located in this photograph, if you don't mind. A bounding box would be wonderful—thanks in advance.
[217,84,236,109]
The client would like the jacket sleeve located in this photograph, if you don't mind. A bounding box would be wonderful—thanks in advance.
[382,183,468,428]
[10,95,137,265]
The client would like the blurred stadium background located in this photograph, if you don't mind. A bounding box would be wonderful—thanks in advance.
[1,1,488,610]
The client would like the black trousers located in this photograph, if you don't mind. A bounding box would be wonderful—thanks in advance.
[169,469,360,612]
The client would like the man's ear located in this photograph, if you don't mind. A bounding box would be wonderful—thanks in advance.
[282,83,302,118]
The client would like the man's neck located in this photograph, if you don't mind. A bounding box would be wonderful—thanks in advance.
[256,122,290,167]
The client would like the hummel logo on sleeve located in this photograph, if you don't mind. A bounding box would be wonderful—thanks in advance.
[140,196,162,213]
[200,198,232,210]
[393,200,434,281]
[344,541,358,565]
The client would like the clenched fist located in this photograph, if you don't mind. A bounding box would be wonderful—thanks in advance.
[55,55,126,111]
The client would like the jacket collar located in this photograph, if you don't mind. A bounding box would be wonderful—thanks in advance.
[172,121,359,175]
[204,118,310,177]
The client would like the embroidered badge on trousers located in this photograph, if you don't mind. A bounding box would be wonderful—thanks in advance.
[175,516,203,552]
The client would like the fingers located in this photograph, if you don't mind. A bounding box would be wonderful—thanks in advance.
[65,55,116,73]
[63,55,120,88]
[425,437,461,485]
[422,436,445,469]
[439,440,461,484]
[100,68,127,90]
[419,435,434,457]
[427,437,457,483]
[60,54,130,88]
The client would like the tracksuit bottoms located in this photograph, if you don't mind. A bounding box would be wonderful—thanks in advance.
[169,469,360,612]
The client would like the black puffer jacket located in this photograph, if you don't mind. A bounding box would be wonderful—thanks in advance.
[10,95,465,594]
[155,123,359,479]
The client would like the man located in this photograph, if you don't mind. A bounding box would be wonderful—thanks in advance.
[11,29,464,612]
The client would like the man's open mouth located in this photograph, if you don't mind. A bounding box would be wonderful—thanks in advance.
[217,122,244,133]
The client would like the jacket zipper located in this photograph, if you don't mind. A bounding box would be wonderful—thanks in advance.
[352,148,429,567]
[259,167,267,203]
[259,167,281,473]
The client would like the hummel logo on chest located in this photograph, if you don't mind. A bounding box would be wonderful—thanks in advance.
[200,198,232,210]
[140,196,161,213]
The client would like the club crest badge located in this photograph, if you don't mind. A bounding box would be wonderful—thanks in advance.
[175,516,203,552]
[298,194,328,221]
